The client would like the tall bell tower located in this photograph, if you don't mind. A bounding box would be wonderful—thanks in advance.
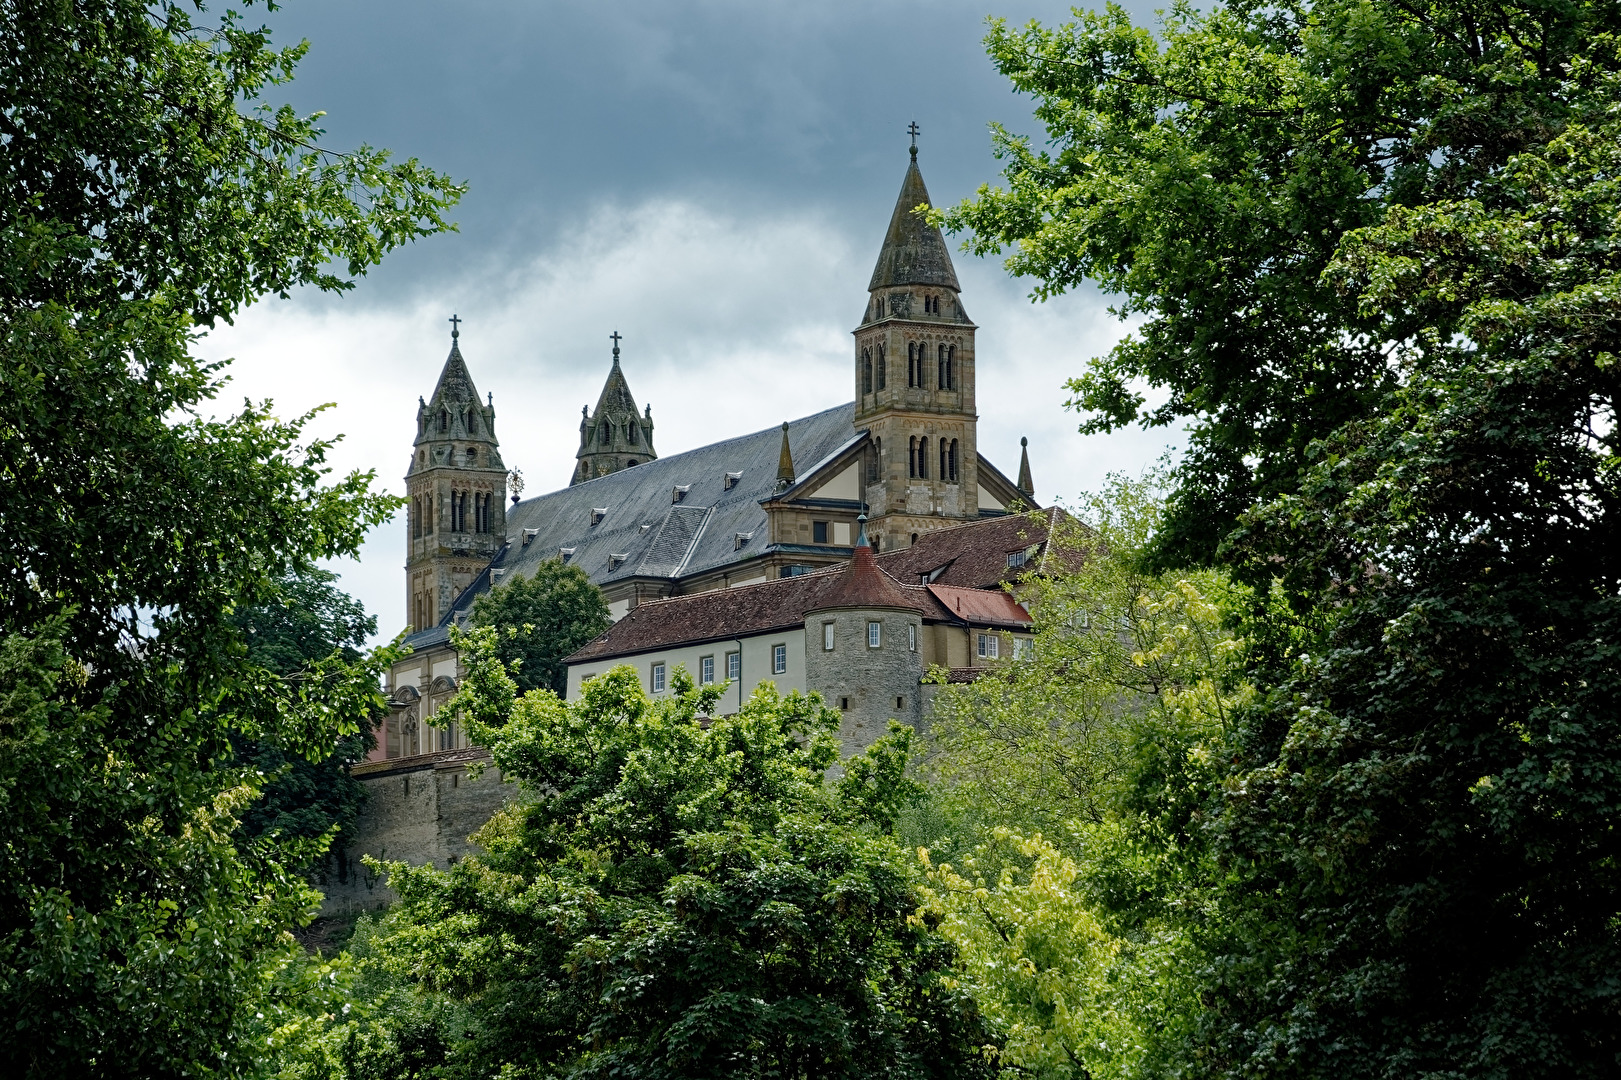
[405,317,507,631]
[854,132,980,551]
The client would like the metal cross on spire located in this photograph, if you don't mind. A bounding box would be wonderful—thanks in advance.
[448,313,461,340]
[610,330,622,360]
[908,120,920,156]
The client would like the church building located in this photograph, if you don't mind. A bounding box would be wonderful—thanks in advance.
[371,143,1042,763]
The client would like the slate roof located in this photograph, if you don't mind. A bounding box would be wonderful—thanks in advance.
[404,404,862,649]
[868,151,961,292]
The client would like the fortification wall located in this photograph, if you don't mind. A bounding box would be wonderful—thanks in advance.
[317,748,518,914]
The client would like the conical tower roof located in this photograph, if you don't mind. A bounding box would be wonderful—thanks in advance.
[868,148,960,292]
[428,334,483,408]
[592,348,641,417]
[810,517,923,613]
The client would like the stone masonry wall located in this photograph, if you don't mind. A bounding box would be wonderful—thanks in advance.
[803,606,926,750]
[318,749,518,914]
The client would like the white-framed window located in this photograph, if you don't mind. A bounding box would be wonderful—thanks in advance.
[651,662,666,693]
[977,633,1000,659]
[772,643,787,675]
[867,621,882,648]
[700,655,715,684]
[908,624,917,652]
[726,651,741,681]
[1013,638,1033,660]
[823,622,835,651]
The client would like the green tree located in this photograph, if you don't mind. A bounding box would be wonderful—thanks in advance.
[230,568,379,864]
[468,560,611,696]
[359,628,996,1080]
[0,1,460,1073]
[916,481,1236,1080]
[948,1,1621,1075]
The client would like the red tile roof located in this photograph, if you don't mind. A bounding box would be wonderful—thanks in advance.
[876,508,1076,589]
[926,584,1030,629]
[566,528,1037,665]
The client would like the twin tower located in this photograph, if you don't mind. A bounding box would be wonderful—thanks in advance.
[403,143,1008,631]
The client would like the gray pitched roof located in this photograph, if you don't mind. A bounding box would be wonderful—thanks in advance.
[404,404,860,649]
[868,152,961,292]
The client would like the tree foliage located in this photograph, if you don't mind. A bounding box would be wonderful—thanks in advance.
[230,568,379,859]
[468,560,611,696]
[0,2,460,1073]
[359,628,996,1080]
[948,0,1621,1075]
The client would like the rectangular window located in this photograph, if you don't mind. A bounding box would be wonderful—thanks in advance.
[813,520,829,544]
[908,623,917,652]
[868,621,882,649]
[1007,550,1027,568]
[840,696,850,710]
[823,622,835,651]
[651,662,666,693]
[726,651,740,681]
[1013,638,1033,660]
[700,655,715,684]
[977,633,1000,659]
[772,643,787,675]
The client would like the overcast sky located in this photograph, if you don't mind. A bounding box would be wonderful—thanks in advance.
[196,0,1179,642]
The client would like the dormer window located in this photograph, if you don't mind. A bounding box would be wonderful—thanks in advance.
[724,471,742,491]
[522,528,539,546]
[734,531,753,550]
[609,553,628,568]
[672,485,690,504]
[590,507,608,526]
[560,547,575,563]
[439,409,449,433]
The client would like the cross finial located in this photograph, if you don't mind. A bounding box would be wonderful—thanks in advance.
[610,330,622,360]
[908,120,920,156]
[448,313,461,340]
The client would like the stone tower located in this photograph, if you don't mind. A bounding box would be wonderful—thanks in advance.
[405,319,507,631]
[854,141,980,551]
[573,332,656,485]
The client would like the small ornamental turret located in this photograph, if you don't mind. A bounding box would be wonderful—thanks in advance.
[776,421,796,492]
[1017,436,1034,498]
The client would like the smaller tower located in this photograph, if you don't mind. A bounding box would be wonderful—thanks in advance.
[405,316,507,631]
[573,331,657,485]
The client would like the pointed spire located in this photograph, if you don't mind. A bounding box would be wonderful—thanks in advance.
[855,512,870,549]
[868,139,960,291]
[776,421,796,492]
[1017,436,1034,497]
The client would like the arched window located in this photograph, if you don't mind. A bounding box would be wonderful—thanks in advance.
[599,419,611,445]
[939,439,948,481]
[908,436,918,478]
[906,342,915,387]
[869,436,882,481]
[947,345,956,389]
[949,439,959,481]
[466,407,476,433]
[862,349,872,394]
[937,343,946,388]
[918,436,929,479]
[877,345,886,389]
[410,496,420,539]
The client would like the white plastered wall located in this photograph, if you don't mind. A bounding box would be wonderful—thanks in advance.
[565,627,808,711]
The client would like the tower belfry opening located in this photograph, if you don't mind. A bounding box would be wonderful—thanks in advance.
[574,331,657,485]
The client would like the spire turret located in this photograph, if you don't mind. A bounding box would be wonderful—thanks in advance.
[1017,436,1034,497]
[573,331,656,485]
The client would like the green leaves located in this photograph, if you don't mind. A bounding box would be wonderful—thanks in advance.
[0,2,460,1072]
[468,559,613,697]
[360,630,996,1078]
